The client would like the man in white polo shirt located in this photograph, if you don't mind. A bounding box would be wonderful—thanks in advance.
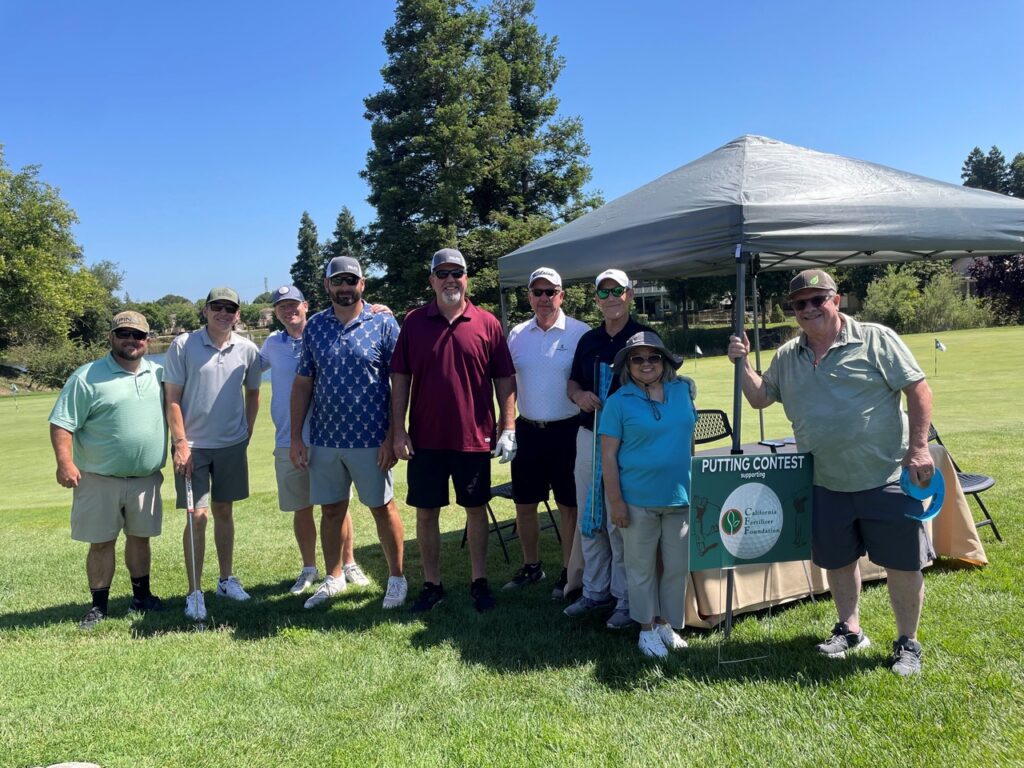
[503,268,589,597]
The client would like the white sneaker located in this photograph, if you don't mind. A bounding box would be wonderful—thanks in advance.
[304,575,345,609]
[343,562,370,587]
[638,628,669,658]
[382,575,408,609]
[289,567,320,595]
[216,576,251,601]
[655,623,688,651]
[185,590,207,621]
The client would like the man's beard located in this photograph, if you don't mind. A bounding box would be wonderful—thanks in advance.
[112,345,143,361]
[332,289,362,307]
[440,287,462,306]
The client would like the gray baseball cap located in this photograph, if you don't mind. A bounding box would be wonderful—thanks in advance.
[206,287,240,305]
[326,256,363,279]
[788,269,837,297]
[431,248,467,271]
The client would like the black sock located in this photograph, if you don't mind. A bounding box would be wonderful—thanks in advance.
[90,587,110,614]
[130,574,151,600]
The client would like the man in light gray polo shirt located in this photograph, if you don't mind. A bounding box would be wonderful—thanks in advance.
[164,286,262,621]
[728,269,935,676]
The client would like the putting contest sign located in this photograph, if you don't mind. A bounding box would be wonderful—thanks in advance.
[689,453,813,570]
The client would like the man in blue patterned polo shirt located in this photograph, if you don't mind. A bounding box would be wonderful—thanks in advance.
[290,255,408,610]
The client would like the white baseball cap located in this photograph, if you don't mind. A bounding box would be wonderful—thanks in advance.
[594,269,630,288]
[528,267,562,288]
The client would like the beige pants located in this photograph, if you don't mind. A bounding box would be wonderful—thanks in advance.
[619,503,689,629]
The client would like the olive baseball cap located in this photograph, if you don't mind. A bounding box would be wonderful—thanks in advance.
[111,310,149,334]
[788,269,837,297]
[206,287,241,305]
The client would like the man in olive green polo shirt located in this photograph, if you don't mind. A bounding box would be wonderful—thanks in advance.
[49,311,168,629]
[728,269,935,677]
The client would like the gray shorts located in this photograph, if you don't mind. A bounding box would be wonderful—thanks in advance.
[71,471,163,543]
[308,445,393,508]
[274,446,311,512]
[812,483,935,571]
[174,440,249,509]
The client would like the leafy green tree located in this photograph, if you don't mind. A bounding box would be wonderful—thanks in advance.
[252,291,274,304]
[860,266,920,332]
[0,147,99,348]
[155,293,193,306]
[239,303,268,329]
[1008,153,1024,198]
[290,211,327,312]
[71,260,124,346]
[835,265,888,303]
[913,271,992,331]
[165,302,200,332]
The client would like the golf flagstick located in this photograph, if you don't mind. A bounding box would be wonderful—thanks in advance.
[185,476,203,625]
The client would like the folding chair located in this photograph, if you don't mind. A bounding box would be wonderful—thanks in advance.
[928,424,1002,541]
[694,409,733,445]
[459,480,562,564]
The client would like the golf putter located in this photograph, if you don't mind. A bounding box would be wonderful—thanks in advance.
[185,476,204,628]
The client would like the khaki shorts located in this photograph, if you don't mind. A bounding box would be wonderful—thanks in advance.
[71,471,163,543]
[174,440,249,509]
[274,446,312,512]
[309,445,392,508]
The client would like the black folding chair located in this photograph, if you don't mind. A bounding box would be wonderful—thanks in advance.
[694,409,733,445]
[928,424,1002,541]
[460,479,562,564]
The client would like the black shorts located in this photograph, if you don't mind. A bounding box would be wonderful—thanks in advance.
[510,416,578,506]
[811,483,935,571]
[406,449,491,509]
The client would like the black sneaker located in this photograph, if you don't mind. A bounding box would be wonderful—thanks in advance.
[815,621,871,657]
[502,562,544,590]
[130,594,164,613]
[550,568,568,600]
[410,582,446,613]
[79,606,105,630]
[470,578,496,613]
[888,636,922,676]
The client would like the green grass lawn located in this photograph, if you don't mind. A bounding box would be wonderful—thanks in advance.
[1,326,1022,767]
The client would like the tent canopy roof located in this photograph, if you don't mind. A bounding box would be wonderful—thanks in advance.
[497,135,1024,287]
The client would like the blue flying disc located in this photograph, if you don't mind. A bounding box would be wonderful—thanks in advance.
[900,467,945,522]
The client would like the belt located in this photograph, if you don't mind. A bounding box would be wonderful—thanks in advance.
[517,415,577,429]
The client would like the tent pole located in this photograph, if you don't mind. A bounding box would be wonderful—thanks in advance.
[725,246,751,639]
[750,255,765,441]
[499,286,509,333]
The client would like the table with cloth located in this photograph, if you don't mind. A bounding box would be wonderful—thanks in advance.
[682,441,986,629]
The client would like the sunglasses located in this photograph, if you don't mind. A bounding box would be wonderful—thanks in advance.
[531,288,559,298]
[792,294,834,311]
[434,269,465,280]
[113,328,147,341]
[207,302,239,314]
[596,286,627,299]
[329,274,360,286]
[629,354,663,366]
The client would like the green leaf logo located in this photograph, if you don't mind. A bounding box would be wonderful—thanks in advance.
[809,275,820,285]
[722,508,743,536]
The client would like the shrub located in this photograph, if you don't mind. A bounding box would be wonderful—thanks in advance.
[8,341,107,390]
[770,303,785,323]
[860,266,919,331]
[860,265,994,332]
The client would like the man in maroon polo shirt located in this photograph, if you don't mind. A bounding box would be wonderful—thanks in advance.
[391,248,517,613]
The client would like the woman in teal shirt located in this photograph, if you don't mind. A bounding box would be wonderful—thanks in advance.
[599,331,696,658]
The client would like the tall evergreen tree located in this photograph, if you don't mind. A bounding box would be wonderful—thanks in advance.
[324,206,366,261]
[290,211,327,311]
[1007,153,1024,198]
[362,0,598,312]
[961,145,1009,193]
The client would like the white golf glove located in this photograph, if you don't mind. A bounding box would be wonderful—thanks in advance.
[493,429,517,464]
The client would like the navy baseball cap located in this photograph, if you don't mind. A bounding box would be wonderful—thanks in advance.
[272,285,306,304]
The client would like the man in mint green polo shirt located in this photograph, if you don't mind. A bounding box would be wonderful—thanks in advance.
[728,269,935,677]
[49,310,168,630]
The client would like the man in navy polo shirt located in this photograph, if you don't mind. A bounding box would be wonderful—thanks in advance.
[391,248,517,613]
[290,257,408,610]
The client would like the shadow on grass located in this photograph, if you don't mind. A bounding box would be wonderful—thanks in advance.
[0,529,884,689]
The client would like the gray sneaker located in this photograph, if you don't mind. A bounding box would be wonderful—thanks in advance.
[816,621,871,657]
[563,595,613,618]
[605,608,636,630]
[888,636,922,676]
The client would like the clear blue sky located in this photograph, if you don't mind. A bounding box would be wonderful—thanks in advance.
[2,1,1022,303]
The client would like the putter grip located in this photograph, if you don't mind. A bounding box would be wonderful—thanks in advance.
[185,477,195,512]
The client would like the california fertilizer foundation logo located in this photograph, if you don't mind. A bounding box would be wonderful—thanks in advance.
[719,483,784,560]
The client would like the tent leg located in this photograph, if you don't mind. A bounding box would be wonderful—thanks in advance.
[750,256,766,442]
[499,286,509,332]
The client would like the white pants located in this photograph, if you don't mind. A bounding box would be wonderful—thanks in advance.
[567,427,628,609]
[620,503,689,630]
